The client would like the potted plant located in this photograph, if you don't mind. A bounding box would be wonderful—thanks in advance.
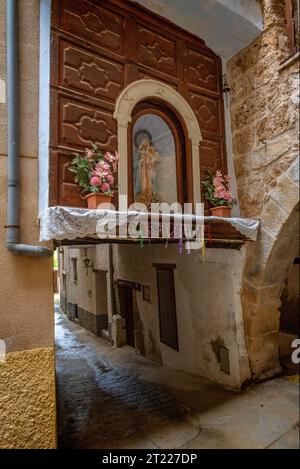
[69,144,119,209]
[202,170,236,217]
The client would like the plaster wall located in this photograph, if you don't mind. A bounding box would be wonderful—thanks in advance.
[64,246,111,329]
[112,244,251,389]
[0,348,56,448]
[0,0,56,448]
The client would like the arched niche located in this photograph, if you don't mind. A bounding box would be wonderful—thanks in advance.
[113,79,202,206]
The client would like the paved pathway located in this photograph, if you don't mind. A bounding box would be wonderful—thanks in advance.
[55,309,299,449]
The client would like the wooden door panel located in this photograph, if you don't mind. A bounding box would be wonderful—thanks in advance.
[59,38,124,102]
[136,24,177,77]
[118,286,135,347]
[186,48,219,93]
[189,92,221,136]
[58,96,117,150]
[57,0,125,56]
[57,152,87,208]
[200,139,223,172]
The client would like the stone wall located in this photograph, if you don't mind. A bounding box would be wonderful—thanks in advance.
[227,0,299,379]
[0,0,56,447]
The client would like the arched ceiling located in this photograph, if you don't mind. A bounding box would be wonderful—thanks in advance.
[132,0,263,58]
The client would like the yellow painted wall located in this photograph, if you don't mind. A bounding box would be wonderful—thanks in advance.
[0,0,56,447]
[0,348,56,448]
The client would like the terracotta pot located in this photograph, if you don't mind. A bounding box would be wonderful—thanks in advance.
[85,193,112,209]
[210,206,231,217]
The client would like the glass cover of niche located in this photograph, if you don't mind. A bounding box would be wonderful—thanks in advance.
[133,113,177,207]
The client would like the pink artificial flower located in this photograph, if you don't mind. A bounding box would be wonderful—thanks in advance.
[111,154,118,172]
[101,182,110,192]
[215,187,233,202]
[97,161,110,171]
[90,176,101,186]
[94,161,110,177]
[106,174,114,185]
[86,149,95,159]
[104,152,115,163]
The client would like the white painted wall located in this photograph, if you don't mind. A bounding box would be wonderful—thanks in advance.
[112,243,251,389]
[222,59,240,217]
[216,0,263,29]
[134,0,263,58]
[39,0,51,215]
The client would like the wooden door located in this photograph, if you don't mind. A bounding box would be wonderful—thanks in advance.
[118,286,135,347]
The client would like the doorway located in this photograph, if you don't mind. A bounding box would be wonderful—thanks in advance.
[118,285,135,347]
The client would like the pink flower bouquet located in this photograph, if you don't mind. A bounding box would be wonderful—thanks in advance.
[202,170,236,208]
[69,144,119,196]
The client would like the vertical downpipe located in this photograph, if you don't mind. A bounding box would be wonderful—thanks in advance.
[6,0,52,256]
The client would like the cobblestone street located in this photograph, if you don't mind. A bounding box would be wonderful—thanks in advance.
[55,308,299,449]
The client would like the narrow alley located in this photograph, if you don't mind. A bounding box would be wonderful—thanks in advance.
[55,306,299,449]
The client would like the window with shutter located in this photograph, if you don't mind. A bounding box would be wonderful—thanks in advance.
[155,264,178,350]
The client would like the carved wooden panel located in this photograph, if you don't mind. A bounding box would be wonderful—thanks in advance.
[189,92,221,135]
[59,39,124,102]
[186,48,219,92]
[58,0,124,56]
[136,25,177,77]
[50,0,227,208]
[52,151,86,208]
[58,96,117,151]
[200,139,223,215]
[137,69,178,90]
[200,139,223,173]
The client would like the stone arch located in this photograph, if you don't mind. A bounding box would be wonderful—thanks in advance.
[242,168,299,380]
[113,79,202,204]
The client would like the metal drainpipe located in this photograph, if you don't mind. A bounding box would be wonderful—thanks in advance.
[108,243,116,316]
[5,0,52,257]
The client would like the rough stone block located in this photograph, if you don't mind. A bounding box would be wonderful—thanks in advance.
[244,303,280,337]
[261,199,289,237]
[287,159,299,184]
[250,136,291,170]
[243,279,283,305]
[255,103,297,144]
[247,332,281,380]
[233,126,255,155]
[270,174,299,214]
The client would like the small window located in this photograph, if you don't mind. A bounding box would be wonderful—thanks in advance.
[71,258,78,282]
[154,264,178,350]
[62,273,66,292]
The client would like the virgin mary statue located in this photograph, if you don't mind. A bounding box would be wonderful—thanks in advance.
[134,137,160,206]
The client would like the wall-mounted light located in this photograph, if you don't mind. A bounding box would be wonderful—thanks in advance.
[222,74,231,94]
[222,74,231,108]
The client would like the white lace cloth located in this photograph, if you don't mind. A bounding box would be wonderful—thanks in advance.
[39,206,260,242]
